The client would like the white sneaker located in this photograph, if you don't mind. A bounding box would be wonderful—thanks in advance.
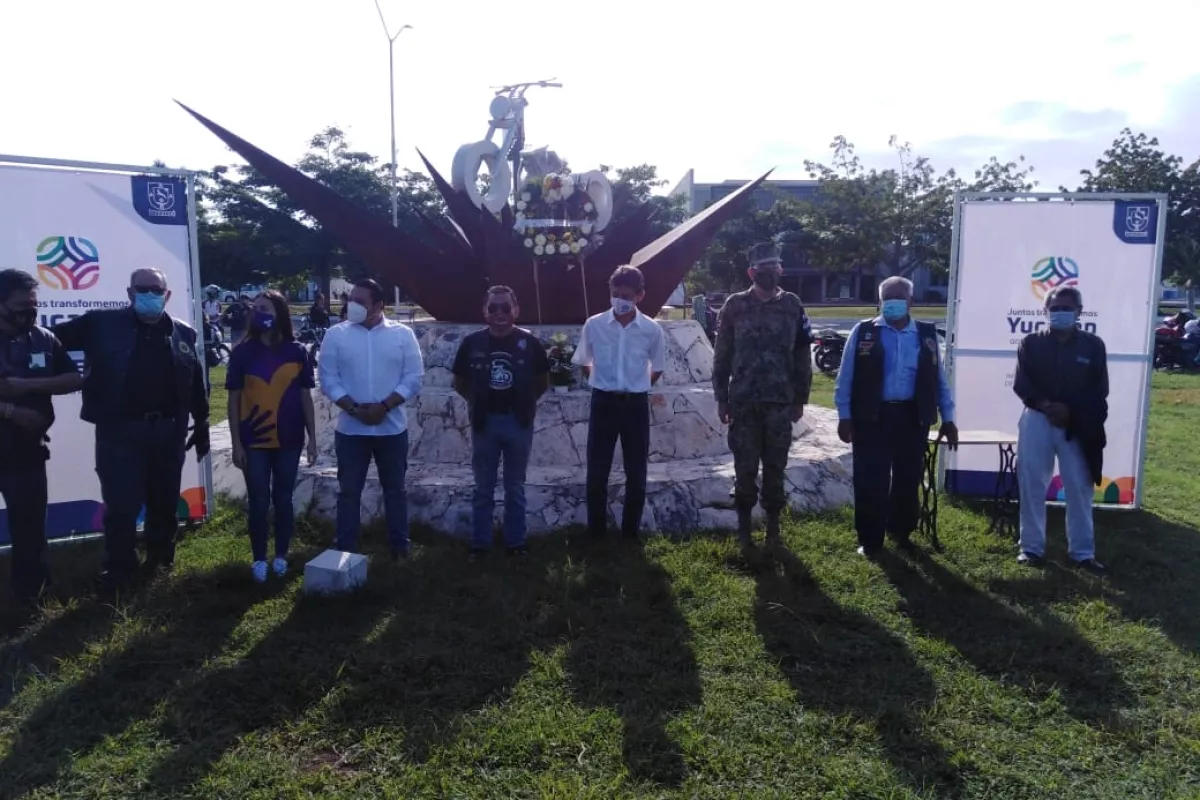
[272,557,288,577]
[251,561,268,583]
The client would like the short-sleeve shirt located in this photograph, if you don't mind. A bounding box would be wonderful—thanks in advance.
[0,326,78,466]
[225,339,315,450]
[452,332,550,414]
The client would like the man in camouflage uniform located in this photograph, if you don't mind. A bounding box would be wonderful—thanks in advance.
[713,241,813,546]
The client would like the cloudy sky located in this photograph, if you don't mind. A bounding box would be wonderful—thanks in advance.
[2,0,1197,192]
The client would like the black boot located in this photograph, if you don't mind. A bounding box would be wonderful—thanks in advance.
[737,508,754,547]
[765,511,781,545]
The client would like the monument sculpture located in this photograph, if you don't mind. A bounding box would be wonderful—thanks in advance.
[191,86,853,535]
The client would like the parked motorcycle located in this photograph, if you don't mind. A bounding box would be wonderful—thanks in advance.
[297,318,327,362]
[204,321,231,369]
[813,328,845,375]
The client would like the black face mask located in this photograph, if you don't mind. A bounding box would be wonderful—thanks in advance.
[753,271,780,291]
[1,306,36,332]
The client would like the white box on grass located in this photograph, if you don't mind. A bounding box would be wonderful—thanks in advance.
[303,549,368,595]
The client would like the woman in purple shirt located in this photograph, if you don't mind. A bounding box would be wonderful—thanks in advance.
[226,290,317,582]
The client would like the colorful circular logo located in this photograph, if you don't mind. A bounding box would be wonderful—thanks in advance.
[1030,256,1079,301]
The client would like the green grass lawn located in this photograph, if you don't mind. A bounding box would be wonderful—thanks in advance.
[2,376,1198,798]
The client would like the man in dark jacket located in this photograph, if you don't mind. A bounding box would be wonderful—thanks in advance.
[1012,285,1108,575]
[452,286,549,560]
[0,269,83,603]
[54,268,210,590]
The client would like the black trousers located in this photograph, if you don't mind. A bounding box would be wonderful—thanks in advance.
[851,402,928,549]
[586,390,650,537]
[95,417,187,577]
[0,463,50,601]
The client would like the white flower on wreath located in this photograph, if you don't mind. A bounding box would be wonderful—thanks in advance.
[516,200,527,211]
[534,245,545,255]
[535,234,547,246]
[578,237,589,248]
[580,222,593,235]
[524,238,534,248]
[560,182,575,199]
[546,189,559,202]
[521,191,531,202]
[570,242,581,253]
[558,243,570,254]
[515,212,525,221]
[584,201,594,212]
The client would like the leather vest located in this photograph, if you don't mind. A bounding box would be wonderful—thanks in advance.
[850,319,940,427]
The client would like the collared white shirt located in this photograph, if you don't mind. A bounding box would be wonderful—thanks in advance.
[573,309,666,393]
[318,318,424,436]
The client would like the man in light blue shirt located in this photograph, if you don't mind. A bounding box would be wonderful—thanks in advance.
[833,277,957,556]
[319,278,424,559]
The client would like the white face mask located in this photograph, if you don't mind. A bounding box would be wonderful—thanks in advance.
[611,297,636,316]
[346,301,369,325]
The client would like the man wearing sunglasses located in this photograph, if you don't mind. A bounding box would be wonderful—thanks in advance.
[452,286,549,560]
[1012,284,1108,575]
[53,268,209,592]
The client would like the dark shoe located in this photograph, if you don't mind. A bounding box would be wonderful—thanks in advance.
[736,509,754,547]
[95,569,136,595]
[764,512,782,544]
[856,545,882,559]
[1016,551,1044,566]
[1071,557,1107,576]
[506,545,528,557]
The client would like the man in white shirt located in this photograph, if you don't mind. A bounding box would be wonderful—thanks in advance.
[573,265,666,539]
[319,278,424,558]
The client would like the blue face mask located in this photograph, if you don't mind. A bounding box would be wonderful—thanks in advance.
[251,310,275,331]
[133,292,166,317]
[881,298,909,321]
[1048,310,1078,330]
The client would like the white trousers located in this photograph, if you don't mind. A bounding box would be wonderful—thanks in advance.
[1017,408,1095,561]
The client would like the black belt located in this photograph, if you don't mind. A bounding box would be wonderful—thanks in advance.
[883,399,916,405]
[594,389,647,400]
[125,411,176,421]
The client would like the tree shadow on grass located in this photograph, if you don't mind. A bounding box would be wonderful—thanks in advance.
[879,549,1132,728]
[751,547,964,796]
[0,601,118,713]
[556,539,703,787]
[0,563,279,798]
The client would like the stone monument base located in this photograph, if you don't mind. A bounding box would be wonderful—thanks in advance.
[209,406,853,537]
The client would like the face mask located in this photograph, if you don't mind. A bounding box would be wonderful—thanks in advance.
[133,292,166,317]
[881,299,909,321]
[611,297,636,316]
[1,306,36,332]
[1048,310,1078,330]
[752,270,779,290]
[251,311,276,331]
[346,301,369,325]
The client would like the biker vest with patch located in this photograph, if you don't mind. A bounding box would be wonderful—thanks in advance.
[849,318,940,427]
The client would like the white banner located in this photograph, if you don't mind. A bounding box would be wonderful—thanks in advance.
[947,196,1164,508]
[0,163,209,544]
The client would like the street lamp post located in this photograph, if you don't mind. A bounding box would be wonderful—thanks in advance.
[372,2,410,227]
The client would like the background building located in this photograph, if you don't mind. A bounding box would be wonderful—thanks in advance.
[672,170,949,304]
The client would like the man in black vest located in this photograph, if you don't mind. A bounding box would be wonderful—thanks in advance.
[452,286,549,560]
[54,268,210,591]
[0,269,82,604]
[833,276,958,556]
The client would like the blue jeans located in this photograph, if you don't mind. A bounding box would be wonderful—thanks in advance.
[243,446,302,562]
[1017,408,1095,561]
[335,431,409,554]
[471,414,534,550]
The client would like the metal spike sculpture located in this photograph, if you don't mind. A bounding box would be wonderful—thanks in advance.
[179,91,770,324]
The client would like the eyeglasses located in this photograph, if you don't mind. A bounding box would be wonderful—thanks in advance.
[133,286,166,296]
[487,303,512,314]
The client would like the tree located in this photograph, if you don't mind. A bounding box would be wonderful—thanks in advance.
[1072,129,1200,300]
[601,164,689,238]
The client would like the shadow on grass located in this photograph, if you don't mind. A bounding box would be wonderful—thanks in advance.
[557,539,702,786]
[880,550,1132,727]
[750,547,964,796]
[0,563,281,798]
[137,535,701,792]
[990,509,1200,656]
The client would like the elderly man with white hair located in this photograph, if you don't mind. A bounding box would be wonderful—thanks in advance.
[1012,284,1108,575]
[834,276,958,557]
